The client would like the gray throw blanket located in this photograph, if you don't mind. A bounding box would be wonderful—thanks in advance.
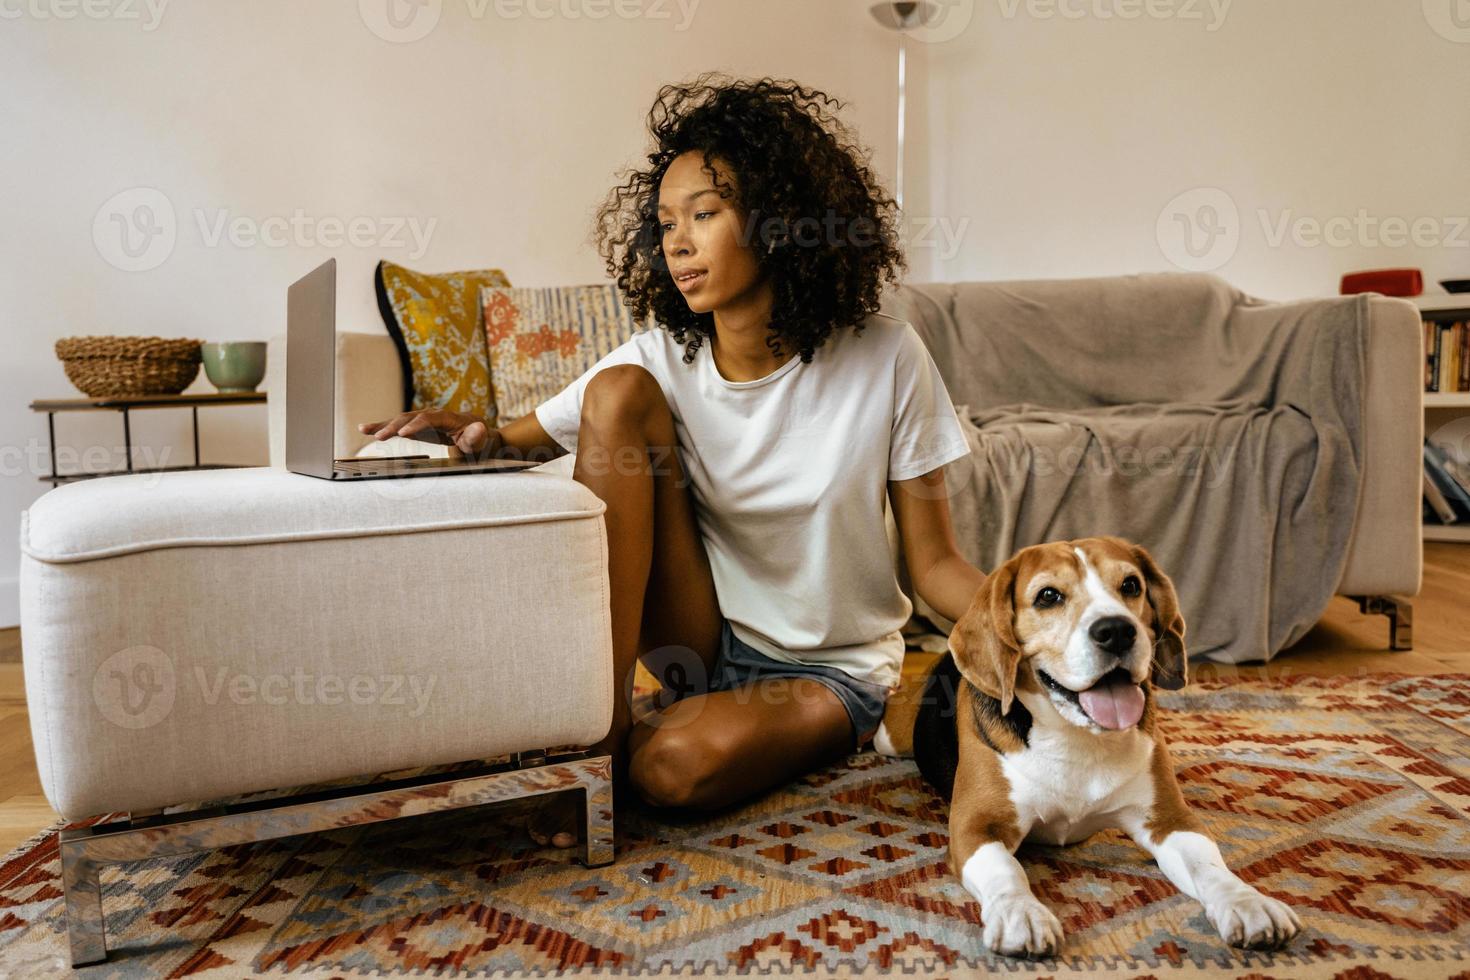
[881,274,1370,665]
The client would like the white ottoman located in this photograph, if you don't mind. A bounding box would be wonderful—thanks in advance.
[19,464,614,965]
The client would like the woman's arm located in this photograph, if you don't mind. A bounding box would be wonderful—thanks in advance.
[494,409,571,464]
[888,466,987,625]
[358,407,568,464]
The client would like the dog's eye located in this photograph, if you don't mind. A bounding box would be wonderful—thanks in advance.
[1034,587,1064,608]
[1121,575,1142,597]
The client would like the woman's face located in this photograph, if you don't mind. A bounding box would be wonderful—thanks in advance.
[656,151,765,316]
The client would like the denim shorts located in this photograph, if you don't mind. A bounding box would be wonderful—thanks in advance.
[708,620,892,753]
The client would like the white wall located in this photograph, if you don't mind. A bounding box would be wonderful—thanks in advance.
[0,0,905,627]
[917,0,1470,300]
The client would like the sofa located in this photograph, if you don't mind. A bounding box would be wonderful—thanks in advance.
[882,274,1422,660]
[20,271,1421,964]
[263,270,1422,656]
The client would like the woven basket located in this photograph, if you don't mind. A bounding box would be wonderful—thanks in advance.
[55,336,203,397]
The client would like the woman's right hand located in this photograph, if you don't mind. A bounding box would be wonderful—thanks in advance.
[357,410,500,459]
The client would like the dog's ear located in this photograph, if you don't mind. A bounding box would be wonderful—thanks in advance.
[949,555,1023,714]
[1132,544,1187,690]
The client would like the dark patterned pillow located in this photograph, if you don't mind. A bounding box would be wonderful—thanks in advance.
[373,260,511,421]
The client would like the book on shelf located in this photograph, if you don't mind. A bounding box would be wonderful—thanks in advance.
[1452,321,1465,393]
[1423,439,1470,523]
[1430,436,1470,493]
[1425,470,1458,523]
[1422,318,1469,394]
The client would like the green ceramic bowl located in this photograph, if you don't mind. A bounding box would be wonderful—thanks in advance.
[201,341,267,393]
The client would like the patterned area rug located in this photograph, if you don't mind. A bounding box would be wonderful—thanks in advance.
[1,672,1467,978]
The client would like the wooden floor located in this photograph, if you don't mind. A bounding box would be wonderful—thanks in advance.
[0,628,54,857]
[0,543,1465,856]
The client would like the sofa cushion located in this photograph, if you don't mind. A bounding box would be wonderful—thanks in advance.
[374,260,511,421]
[481,283,646,425]
[21,467,603,563]
[880,273,1241,413]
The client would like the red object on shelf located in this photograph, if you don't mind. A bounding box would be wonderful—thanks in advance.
[1340,268,1423,297]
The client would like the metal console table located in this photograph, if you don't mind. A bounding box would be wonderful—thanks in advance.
[29,391,268,486]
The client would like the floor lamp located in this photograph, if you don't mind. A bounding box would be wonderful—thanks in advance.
[869,1,938,214]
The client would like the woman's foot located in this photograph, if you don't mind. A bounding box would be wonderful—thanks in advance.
[523,740,629,849]
[526,791,581,849]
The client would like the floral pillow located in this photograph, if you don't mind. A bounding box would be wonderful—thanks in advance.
[374,260,511,423]
[481,284,648,424]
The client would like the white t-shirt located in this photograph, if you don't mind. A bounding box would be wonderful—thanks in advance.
[533,311,971,691]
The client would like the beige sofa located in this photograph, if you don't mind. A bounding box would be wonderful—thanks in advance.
[263,272,1423,650]
[881,275,1422,656]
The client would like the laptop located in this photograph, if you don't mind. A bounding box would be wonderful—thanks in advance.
[286,258,539,480]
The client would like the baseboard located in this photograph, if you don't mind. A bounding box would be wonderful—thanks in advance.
[0,575,16,631]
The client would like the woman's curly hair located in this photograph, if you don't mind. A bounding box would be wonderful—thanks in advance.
[593,72,907,365]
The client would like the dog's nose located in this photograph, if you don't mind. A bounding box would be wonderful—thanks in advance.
[1089,616,1137,654]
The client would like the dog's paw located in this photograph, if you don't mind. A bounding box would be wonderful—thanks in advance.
[981,894,1064,958]
[1206,887,1301,949]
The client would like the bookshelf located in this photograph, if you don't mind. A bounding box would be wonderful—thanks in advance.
[1415,293,1470,543]
[1426,524,1470,542]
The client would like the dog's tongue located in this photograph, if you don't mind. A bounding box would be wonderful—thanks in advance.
[1078,674,1145,730]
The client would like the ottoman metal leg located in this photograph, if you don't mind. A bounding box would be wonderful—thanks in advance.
[1349,594,1414,650]
[59,843,105,967]
[58,752,614,967]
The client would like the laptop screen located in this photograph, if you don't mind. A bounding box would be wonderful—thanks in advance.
[285,259,338,478]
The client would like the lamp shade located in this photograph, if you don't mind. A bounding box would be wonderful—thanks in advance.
[869,1,939,31]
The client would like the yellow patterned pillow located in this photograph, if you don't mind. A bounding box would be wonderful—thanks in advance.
[374,260,511,424]
[481,284,648,425]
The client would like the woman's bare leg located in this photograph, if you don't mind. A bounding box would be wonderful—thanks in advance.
[627,678,854,810]
[528,364,724,846]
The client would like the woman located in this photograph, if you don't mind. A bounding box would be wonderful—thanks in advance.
[360,73,987,848]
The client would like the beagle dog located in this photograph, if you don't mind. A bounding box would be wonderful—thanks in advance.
[875,536,1301,958]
